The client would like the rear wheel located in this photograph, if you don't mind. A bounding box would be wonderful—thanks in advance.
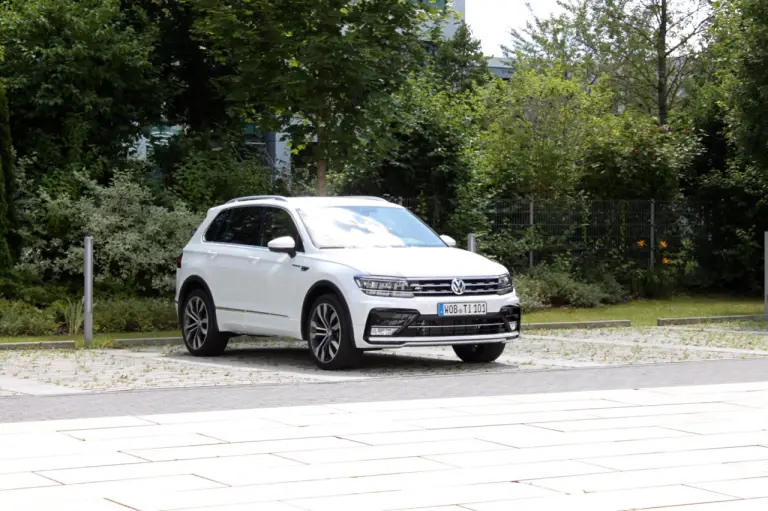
[306,293,362,370]
[181,289,229,357]
[453,343,506,363]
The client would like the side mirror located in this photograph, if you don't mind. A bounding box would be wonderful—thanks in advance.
[440,235,457,248]
[268,236,296,257]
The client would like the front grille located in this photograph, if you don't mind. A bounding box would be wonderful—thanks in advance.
[409,277,502,296]
[400,316,507,337]
[365,305,521,339]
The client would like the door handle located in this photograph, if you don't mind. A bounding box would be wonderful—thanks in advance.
[248,256,260,264]
[206,250,217,259]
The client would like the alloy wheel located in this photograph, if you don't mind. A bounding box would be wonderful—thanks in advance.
[309,303,341,363]
[184,296,209,349]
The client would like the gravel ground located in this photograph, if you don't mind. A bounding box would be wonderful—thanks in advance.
[0,346,324,393]
[531,325,768,352]
[2,326,768,395]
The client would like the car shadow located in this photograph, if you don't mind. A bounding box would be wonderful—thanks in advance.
[163,341,518,375]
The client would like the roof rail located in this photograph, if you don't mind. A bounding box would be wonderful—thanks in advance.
[225,195,287,204]
[344,196,388,202]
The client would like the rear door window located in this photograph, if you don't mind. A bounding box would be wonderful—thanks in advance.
[226,207,263,246]
[203,209,232,242]
[204,207,263,246]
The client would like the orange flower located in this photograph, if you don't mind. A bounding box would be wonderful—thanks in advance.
[659,240,668,249]
[662,257,671,265]
[637,240,646,247]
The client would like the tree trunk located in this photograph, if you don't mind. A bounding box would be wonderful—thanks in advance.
[657,0,669,125]
[316,158,327,196]
[315,121,328,196]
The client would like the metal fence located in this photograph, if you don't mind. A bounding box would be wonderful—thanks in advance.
[399,198,709,272]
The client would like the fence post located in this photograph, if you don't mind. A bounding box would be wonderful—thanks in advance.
[649,199,656,269]
[84,234,93,348]
[467,233,477,253]
[529,198,535,270]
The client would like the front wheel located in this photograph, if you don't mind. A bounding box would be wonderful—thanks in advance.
[453,343,506,363]
[181,289,229,357]
[306,294,362,370]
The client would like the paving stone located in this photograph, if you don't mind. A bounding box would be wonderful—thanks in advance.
[0,381,767,511]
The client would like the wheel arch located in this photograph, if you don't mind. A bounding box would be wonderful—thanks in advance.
[178,275,214,317]
[300,280,351,341]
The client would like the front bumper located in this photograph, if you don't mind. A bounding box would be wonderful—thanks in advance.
[353,298,521,348]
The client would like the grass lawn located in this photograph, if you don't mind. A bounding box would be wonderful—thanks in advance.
[0,330,180,345]
[525,296,765,326]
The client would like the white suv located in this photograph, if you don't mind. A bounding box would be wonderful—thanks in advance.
[174,195,521,369]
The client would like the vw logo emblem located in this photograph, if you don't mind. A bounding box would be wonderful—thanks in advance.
[451,278,466,295]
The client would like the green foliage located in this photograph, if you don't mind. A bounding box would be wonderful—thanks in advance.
[121,0,236,134]
[579,115,701,200]
[513,265,627,312]
[0,299,57,336]
[16,169,201,295]
[474,65,618,199]
[171,139,272,211]
[675,0,768,291]
[333,72,476,234]
[0,297,176,336]
[0,81,13,271]
[432,20,491,93]
[198,0,439,193]
[506,0,713,124]
[92,297,176,333]
[53,297,84,335]
[722,0,768,169]
[0,0,162,179]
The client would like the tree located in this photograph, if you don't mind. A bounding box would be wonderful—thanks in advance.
[121,0,236,135]
[725,0,768,169]
[507,0,713,125]
[432,20,491,93]
[0,79,13,271]
[473,63,618,199]
[199,0,439,195]
[677,0,768,291]
[333,71,476,232]
[0,0,162,183]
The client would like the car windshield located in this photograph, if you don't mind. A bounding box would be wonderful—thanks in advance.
[297,205,446,249]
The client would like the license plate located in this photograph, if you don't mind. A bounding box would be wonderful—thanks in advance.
[438,302,487,316]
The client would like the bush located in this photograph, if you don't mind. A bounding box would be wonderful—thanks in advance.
[0,299,57,336]
[93,297,177,333]
[0,297,177,337]
[172,141,272,212]
[514,265,628,312]
[16,169,202,295]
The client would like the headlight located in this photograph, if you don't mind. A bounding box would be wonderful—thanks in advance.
[355,277,414,298]
[498,273,514,295]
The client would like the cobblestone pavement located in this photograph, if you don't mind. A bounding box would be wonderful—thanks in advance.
[1,381,768,510]
[2,325,768,396]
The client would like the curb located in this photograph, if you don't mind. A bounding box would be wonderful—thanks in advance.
[112,337,183,347]
[522,320,631,331]
[0,341,76,351]
[657,315,768,326]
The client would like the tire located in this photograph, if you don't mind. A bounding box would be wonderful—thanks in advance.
[180,289,229,357]
[306,293,362,370]
[453,342,506,363]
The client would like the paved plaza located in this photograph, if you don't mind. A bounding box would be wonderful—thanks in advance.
[2,322,768,510]
[1,380,768,510]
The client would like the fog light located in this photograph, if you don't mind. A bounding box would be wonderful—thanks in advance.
[370,326,400,336]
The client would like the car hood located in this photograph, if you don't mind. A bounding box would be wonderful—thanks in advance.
[318,247,507,278]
